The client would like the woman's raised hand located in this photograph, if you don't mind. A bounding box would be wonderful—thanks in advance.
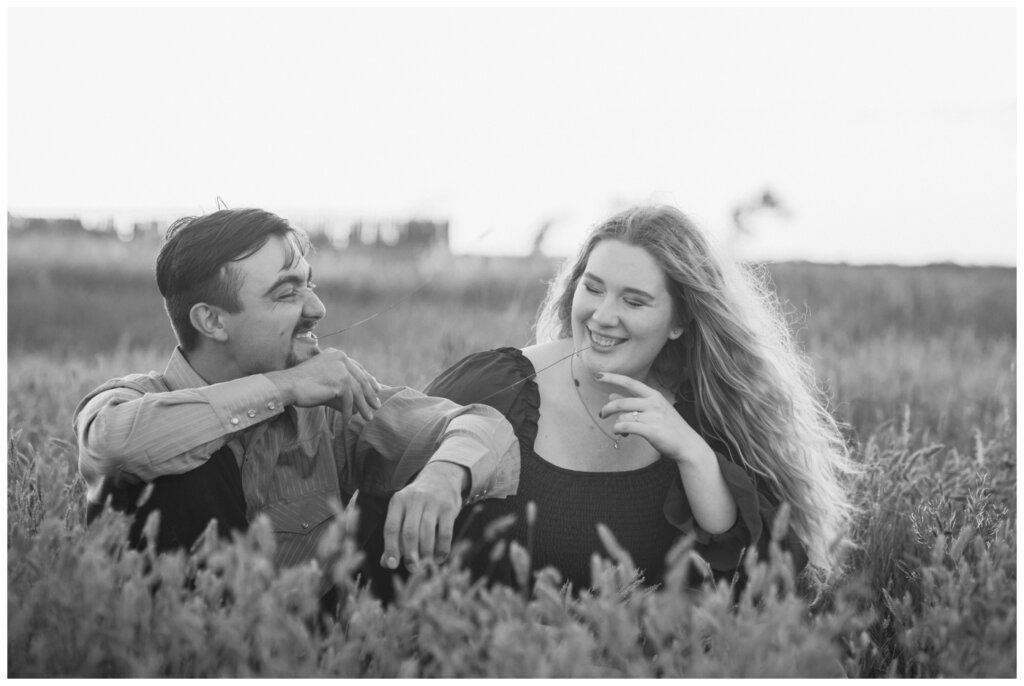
[596,372,715,466]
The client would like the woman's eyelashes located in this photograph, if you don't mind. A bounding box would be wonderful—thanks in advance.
[583,282,646,309]
[625,298,646,309]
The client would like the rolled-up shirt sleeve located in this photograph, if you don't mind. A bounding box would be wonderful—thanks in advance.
[335,386,520,502]
[74,374,284,502]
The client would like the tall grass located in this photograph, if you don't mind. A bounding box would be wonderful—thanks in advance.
[7,231,1016,677]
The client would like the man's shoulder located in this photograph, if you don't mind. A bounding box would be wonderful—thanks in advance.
[72,370,172,428]
[77,371,172,411]
[89,370,171,396]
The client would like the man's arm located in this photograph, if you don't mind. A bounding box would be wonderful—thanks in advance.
[379,405,521,570]
[75,348,382,504]
[74,374,283,503]
[335,387,520,569]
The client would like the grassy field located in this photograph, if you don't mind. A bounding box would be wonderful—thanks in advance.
[7,230,1016,677]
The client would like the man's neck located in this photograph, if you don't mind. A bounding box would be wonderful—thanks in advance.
[183,347,241,386]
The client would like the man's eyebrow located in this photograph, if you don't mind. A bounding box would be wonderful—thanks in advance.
[582,272,655,300]
[263,264,311,297]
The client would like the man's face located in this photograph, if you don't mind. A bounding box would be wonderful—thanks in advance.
[218,234,325,377]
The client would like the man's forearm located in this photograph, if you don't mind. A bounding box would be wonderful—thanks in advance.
[75,374,284,488]
[336,388,520,501]
[425,409,520,503]
[415,460,469,499]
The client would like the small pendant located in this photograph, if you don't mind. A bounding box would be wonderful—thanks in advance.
[613,441,620,450]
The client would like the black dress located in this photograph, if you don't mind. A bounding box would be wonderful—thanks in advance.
[425,347,808,593]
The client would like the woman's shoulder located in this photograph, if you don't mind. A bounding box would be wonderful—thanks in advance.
[424,347,535,409]
[425,347,542,452]
[520,338,573,373]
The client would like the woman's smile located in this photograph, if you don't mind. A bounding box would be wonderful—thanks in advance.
[571,239,681,380]
[587,328,627,350]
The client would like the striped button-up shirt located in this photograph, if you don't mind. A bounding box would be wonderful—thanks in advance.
[74,348,520,566]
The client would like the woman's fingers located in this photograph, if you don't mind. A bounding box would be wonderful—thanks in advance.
[599,396,648,419]
[611,418,654,444]
[594,372,659,397]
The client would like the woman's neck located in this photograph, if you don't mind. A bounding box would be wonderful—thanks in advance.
[567,355,639,401]
[525,340,663,471]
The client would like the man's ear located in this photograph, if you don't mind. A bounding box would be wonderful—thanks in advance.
[189,303,229,343]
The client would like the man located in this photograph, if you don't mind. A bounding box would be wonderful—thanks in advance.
[74,208,519,575]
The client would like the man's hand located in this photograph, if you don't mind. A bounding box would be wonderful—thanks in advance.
[380,461,469,571]
[265,347,381,424]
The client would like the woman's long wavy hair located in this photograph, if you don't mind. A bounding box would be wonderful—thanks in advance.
[535,205,858,587]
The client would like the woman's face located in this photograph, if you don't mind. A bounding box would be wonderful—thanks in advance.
[570,239,682,382]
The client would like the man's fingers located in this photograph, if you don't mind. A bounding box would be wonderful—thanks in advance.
[352,390,375,422]
[346,358,382,411]
[381,497,404,570]
[340,387,354,426]
[401,501,424,571]
[355,364,382,409]
[380,485,460,570]
[434,510,456,562]
[417,508,439,563]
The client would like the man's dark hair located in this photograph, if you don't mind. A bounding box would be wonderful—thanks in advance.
[156,208,309,351]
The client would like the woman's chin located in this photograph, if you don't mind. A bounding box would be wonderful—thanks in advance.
[578,349,620,375]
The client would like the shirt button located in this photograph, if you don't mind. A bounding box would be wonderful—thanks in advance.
[247,409,257,418]
[229,417,240,426]
[267,402,276,411]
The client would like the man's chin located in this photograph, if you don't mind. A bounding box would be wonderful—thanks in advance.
[286,346,320,368]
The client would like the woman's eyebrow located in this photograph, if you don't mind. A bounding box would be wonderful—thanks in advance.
[582,272,655,300]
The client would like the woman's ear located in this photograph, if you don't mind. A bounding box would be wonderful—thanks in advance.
[668,315,685,340]
[189,303,229,343]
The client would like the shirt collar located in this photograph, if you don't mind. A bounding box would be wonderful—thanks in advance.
[162,346,211,392]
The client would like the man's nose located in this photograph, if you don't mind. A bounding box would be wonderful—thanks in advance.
[304,290,327,321]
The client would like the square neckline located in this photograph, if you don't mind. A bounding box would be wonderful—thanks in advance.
[517,347,682,477]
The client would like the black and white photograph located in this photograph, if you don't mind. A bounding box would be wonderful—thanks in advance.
[5,5,1016,678]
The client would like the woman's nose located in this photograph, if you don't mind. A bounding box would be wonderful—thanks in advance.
[590,297,618,326]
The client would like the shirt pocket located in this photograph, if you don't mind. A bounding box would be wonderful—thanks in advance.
[262,489,339,568]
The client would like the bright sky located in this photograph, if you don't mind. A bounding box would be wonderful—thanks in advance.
[6,7,1017,264]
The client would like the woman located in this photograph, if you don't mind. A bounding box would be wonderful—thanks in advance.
[427,205,856,595]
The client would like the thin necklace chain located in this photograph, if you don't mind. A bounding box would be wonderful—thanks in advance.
[570,353,621,450]
[472,344,593,405]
